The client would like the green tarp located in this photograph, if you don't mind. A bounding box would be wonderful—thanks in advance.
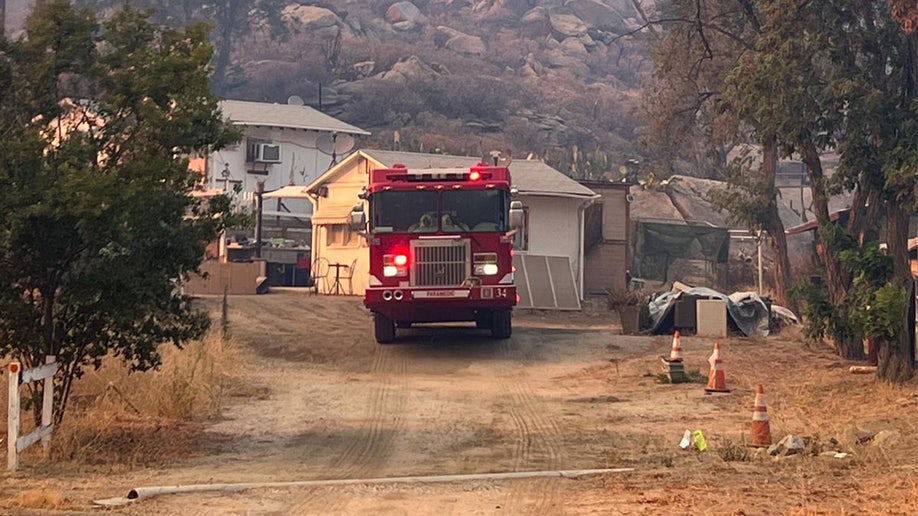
[632,221,730,281]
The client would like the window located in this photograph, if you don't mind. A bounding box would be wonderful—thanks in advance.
[325,224,362,247]
[326,224,357,247]
[441,190,509,232]
[513,206,530,251]
[371,189,511,233]
[371,191,439,233]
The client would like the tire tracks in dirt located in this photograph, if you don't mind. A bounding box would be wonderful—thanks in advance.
[293,342,410,514]
[496,339,566,515]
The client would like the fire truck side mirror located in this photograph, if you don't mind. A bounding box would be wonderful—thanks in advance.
[348,204,366,231]
[509,201,524,229]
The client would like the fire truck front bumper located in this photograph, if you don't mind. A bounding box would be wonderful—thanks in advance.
[365,286,517,322]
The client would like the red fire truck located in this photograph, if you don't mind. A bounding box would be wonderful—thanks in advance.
[348,163,523,343]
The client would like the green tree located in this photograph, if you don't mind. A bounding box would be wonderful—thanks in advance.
[0,1,239,424]
[722,1,917,381]
[643,1,797,311]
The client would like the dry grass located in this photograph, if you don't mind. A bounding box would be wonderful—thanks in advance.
[9,489,68,510]
[2,331,237,469]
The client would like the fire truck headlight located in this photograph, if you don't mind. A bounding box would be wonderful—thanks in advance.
[383,265,399,277]
[475,263,499,276]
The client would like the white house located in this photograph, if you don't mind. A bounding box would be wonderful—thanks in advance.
[205,99,370,216]
[303,149,599,305]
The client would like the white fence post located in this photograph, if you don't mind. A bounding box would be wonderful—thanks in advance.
[7,362,20,471]
[42,355,56,457]
[7,357,58,471]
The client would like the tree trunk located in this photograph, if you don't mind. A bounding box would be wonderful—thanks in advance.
[761,135,796,313]
[877,203,915,383]
[800,138,863,359]
[847,179,881,246]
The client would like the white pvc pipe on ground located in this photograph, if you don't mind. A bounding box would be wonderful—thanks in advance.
[94,468,634,506]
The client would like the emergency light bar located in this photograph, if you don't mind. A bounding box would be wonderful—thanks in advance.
[371,165,510,185]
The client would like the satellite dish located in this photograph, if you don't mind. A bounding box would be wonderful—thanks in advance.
[316,133,336,155]
[316,132,356,167]
[333,133,355,154]
[316,133,356,155]
[287,95,305,106]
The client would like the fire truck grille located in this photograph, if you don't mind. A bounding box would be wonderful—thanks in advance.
[412,240,469,287]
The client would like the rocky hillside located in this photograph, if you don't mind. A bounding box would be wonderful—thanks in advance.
[5,0,656,178]
[231,0,655,177]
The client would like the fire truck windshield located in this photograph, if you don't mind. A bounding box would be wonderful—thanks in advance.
[371,189,509,233]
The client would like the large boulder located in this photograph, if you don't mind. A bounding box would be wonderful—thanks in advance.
[560,37,588,57]
[565,0,628,31]
[435,26,486,55]
[548,7,588,38]
[445,34,487,55]
[521,7,552,38]
[283,5,341,31]
[472,0,536,17]
[606,0,639,18]
[435,25,465,44]
[387,2,424,24]
[380,56,441,83]
[543,47,591,76]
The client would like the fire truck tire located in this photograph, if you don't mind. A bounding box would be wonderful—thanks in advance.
[474,311,492,329]
[374,312,396,343]
[490,309,512,339]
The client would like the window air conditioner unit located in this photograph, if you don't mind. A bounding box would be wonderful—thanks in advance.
[254,143,281,163]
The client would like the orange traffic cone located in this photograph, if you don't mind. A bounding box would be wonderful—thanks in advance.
[704,342,730,393]
[750,385,772,447]
[669,331,683,362]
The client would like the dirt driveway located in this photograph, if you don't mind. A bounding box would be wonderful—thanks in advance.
[122,292,660,515]
[6,291,918,514]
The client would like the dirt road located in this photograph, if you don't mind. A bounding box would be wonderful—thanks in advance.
[6,291,918,514]
[121,293,659,515]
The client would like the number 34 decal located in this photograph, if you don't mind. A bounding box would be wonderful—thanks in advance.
[495,288,508,298]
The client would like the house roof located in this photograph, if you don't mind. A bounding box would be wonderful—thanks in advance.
[306,149,598,199]
[262,185,312,199]
[219,100,371,136]
[785,209,849,235]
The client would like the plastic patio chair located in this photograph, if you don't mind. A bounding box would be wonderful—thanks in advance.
[310,257,330,295]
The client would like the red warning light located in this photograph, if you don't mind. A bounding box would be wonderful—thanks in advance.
[394,254,408,266]
[9,363,19,373]
[469,171,481,181]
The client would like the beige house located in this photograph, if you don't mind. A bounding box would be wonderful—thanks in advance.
[304,150,600,305]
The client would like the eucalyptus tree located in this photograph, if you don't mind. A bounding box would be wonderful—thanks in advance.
[722,1,917,380]
[642,1,799,311]
[0,1,239,423]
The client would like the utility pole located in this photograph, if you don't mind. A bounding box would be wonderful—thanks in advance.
[1,0,6,39]
[254,180,265,259]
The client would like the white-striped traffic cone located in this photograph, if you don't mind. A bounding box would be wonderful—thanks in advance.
[669,331,683,362]
[704,342,730,393]
[750,385,772,447]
